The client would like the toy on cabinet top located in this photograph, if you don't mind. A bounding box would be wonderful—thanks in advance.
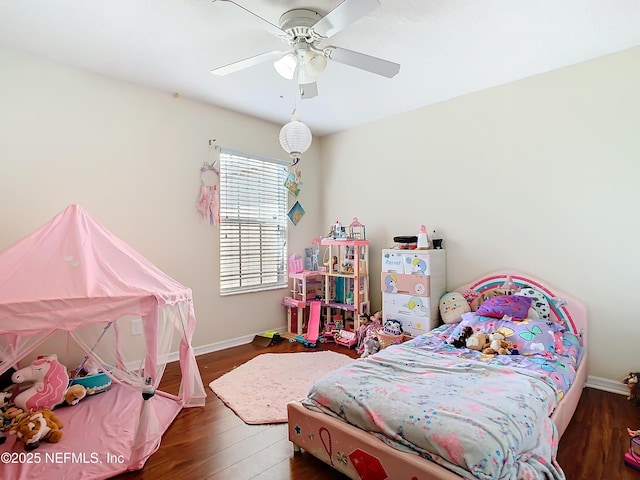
[348,217,366,240]
[328,217,366,240]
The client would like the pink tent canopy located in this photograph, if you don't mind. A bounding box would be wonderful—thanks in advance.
[0,205,206,479]
[0,204,192,334]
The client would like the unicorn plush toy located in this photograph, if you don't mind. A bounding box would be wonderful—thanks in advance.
[11,355,69,412]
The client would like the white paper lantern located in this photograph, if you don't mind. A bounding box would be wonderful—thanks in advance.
[279,111,312,158]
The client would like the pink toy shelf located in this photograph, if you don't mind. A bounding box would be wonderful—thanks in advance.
[334,330,357,348]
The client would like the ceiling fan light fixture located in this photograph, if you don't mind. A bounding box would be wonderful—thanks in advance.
[298,50,327,83]
[274,53,297,80]
[279,110,312,158]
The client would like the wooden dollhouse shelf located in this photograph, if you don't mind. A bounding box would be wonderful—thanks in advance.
[283,237,369,341]
[324,301,356,311]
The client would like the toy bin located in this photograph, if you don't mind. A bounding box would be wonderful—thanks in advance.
[377,330,403,349]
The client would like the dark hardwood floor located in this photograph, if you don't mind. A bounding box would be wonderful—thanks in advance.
[114,341,640,480]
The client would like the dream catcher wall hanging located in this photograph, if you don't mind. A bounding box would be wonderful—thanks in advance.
[197,140,220,227]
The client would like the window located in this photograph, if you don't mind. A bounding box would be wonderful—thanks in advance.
[219,149,289,295]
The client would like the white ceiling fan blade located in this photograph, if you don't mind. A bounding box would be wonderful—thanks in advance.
[212,0,288,38]
[326,46,400,78]
[211,50,286,76]
[311,0,381,39]
[299,82,318,99]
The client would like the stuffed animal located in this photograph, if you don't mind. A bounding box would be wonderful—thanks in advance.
[11,355,69,412]
[361,337,380,358]
[450,326,473,348]
[439,292,471,324]
[11,408,63,450]
[382,319,403,336]
[466,332,489,351]
[483,332,513,355]
[2,406,25,431]
[63,384,87,406]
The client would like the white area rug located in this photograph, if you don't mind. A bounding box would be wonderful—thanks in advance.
[209,351,354,424]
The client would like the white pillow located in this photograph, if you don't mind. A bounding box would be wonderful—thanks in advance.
[515,287,550,320]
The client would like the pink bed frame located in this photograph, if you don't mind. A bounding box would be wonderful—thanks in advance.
[287,271,588,480]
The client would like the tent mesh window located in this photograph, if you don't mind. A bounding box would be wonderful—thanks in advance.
[219,149,289,295]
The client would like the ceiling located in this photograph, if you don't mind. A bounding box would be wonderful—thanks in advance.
[1,0,640,136]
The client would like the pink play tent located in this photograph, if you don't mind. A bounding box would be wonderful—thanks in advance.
[0,204,206,479]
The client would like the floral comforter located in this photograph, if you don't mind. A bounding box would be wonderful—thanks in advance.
[302,325,583,479]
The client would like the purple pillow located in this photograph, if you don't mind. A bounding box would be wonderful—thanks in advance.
[476,295,533,320]
[446,313,560,355]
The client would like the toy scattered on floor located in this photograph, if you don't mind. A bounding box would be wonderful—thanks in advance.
[356,311,383,355]
[360,337,380,358]
[303,300,322,348]
[11,408,63,450]
[623,372,640,405]
[382,319,403,336]
[335,329,357,348]
[376,318,404,349]
[439,292,471,324]
[625,428,640,470]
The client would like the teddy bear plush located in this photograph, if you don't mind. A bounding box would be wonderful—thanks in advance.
[11,408,64,450]
[483,332,513,355]
[466,332,489,351]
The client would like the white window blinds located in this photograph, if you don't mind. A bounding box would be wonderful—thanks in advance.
[219,149,289,295]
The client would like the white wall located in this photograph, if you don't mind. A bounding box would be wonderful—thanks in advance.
[0,46,322,349]
[2,44,639,386]
[321,46,640,383]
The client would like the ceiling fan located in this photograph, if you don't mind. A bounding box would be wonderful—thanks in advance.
[210,0,400,99]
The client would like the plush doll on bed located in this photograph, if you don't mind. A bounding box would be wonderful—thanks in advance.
[439,292,471,324]
[450,326,473,348]
[483,331,515,355]
[466,331,489,351]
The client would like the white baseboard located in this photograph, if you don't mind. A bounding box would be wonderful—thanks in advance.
[166,326,288,363]
[586,375,628,396]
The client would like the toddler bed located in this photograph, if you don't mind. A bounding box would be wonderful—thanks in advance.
[287,271,587,479]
